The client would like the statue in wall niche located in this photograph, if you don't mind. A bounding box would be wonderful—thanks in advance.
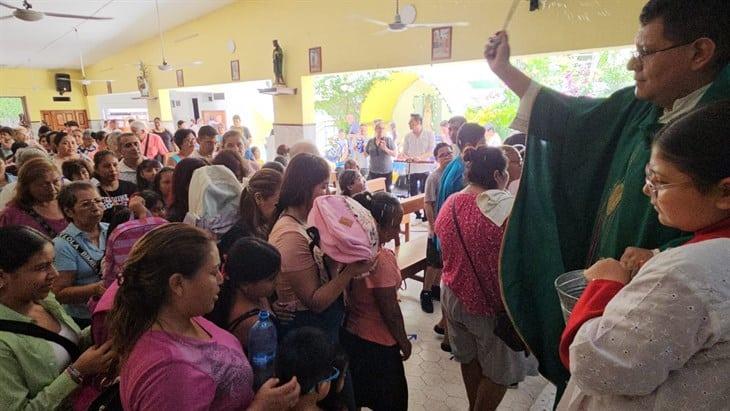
[272,40,285,85]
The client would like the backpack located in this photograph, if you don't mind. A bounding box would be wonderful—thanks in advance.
[307,195,378,265]
[99,217,168,288]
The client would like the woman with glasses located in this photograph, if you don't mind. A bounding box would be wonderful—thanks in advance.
[51,181,108,328]
[559,101,730,410]
[108,223,299,410]
[165,129,197,167]
[0,157,68,237]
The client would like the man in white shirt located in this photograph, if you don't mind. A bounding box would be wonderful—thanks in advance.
[400,113,435,197]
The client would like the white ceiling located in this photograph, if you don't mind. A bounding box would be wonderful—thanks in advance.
[0,0,233,69]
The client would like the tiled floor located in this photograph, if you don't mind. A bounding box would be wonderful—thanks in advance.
[395,219,556,411]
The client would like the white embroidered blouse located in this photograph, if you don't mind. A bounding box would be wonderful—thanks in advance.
[558,238,730,411]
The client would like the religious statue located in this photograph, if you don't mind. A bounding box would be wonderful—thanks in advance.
[136,61,151,98]
[272,40,285,85]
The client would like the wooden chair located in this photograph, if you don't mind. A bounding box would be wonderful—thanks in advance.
[365,177,386,193]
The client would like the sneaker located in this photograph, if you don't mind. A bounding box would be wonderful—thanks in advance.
[440,342,452,352]
[420,291,434,313]
[431,285,441,301]
[433,324,445,335]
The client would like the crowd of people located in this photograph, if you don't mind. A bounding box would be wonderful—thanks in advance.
[0,1,728,410]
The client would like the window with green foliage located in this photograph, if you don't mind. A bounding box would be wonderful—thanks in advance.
[467,49,634,138]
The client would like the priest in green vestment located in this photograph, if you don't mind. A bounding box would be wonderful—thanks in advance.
[485,0,730,394]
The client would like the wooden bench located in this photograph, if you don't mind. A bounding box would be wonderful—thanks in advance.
[399,194,425,243]
[365,177,386,193]
[387,235,427,282]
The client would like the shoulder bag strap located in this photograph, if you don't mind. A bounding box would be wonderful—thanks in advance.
[450,199,495,307]
[0,319,81,360]
[144,133,151,158]
[22,207,58,238]
[58,232,102,277]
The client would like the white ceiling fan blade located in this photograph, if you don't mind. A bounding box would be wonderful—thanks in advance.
[408,21,469,28]
[73,79,114,83]
[174,33,199,44]
[43,11,113,20]
[0,14,13,19]
[361,16,389,27]
[166,61,203,70]
[0,1,21,10]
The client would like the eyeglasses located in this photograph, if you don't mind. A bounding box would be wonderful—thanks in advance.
[78,198,104,209]
[644,164,692,197]
[631,41,694,65]
[308,367,340,393]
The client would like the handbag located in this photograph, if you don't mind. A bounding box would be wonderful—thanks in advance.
[450,200,527,353]
[86,380,122,411]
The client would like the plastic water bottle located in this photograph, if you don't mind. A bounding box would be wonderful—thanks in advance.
[247,310,277,390]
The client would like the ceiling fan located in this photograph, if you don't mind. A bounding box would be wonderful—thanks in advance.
[361,0,469,33]
[71,28,114,86]
[153,0,202,71]
[0,0,112,22]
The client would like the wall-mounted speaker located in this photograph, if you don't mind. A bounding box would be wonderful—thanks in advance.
[55,73,71,95]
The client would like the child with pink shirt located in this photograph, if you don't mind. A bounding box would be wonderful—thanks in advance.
[341,191,410,411]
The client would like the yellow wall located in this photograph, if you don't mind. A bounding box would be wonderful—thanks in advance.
[360,72,419,124]
[0,68,88,121]
[85,0,646,125]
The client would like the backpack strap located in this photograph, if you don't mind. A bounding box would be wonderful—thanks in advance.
[281,214,332,284]
[0,319,80,361]
[227,309,261,333]
[59,232,101,277]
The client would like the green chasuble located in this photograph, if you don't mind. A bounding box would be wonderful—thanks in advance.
[500,65,730,392]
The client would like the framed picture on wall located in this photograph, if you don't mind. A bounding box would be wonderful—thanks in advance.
[431,26,452,61]
[309,47,322,73]
[176,69,184,87]
[231,60,240,81]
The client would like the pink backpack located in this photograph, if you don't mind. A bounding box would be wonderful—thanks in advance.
[307,195,378,264]
[100,217,168,288]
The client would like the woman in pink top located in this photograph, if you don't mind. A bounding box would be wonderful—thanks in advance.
[0,157,68,237]
[342,191,410,411]
[107,223,299,411]
[435,146,534,411]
